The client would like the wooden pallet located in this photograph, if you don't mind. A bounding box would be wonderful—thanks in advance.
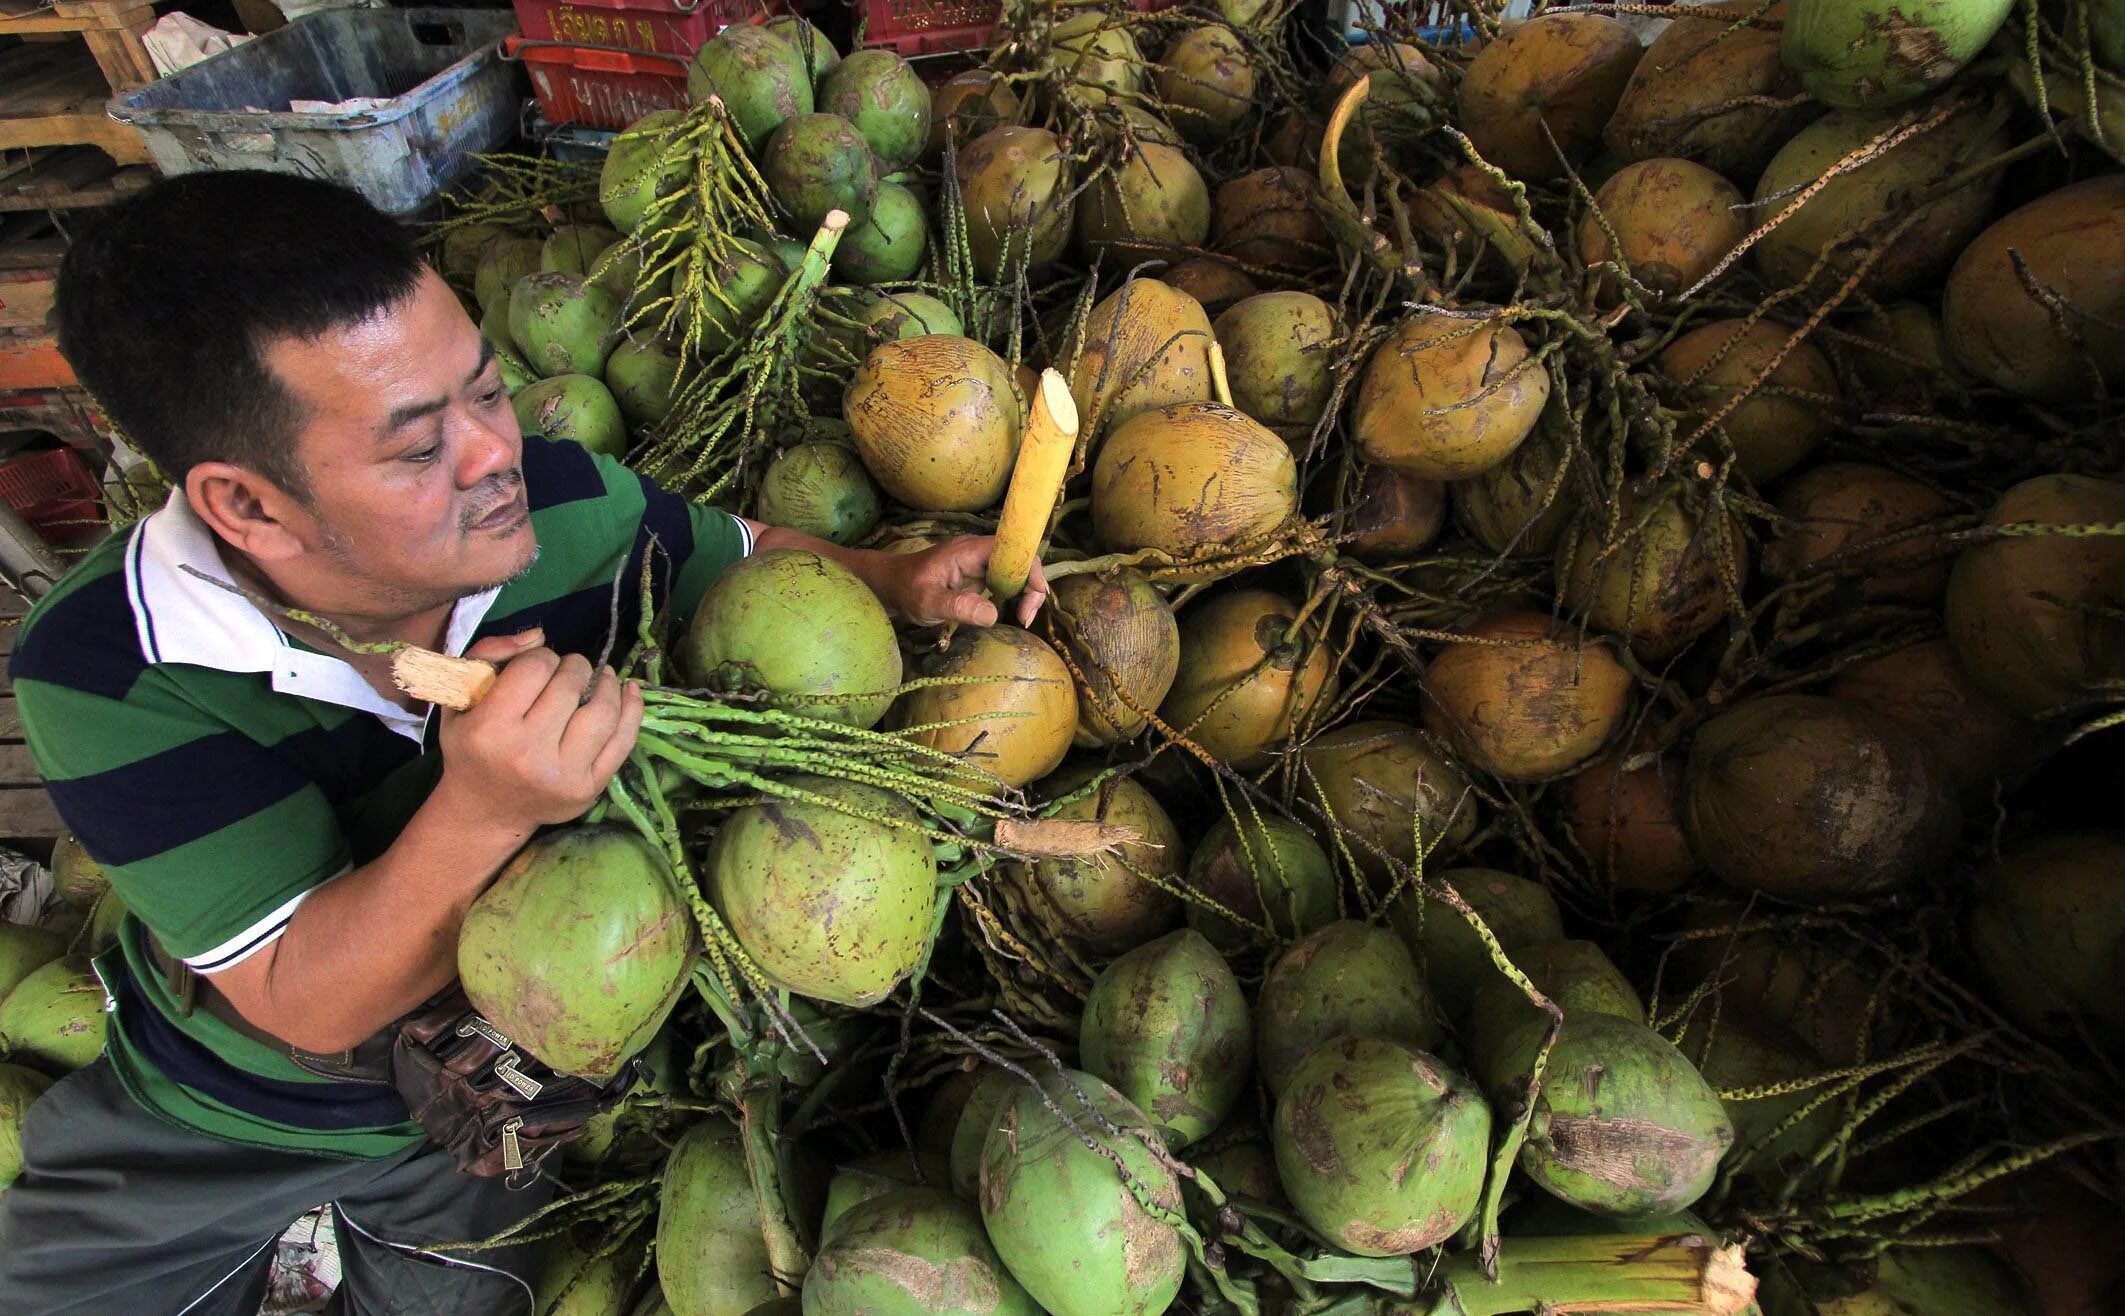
[0,29,154,165]
[0,144,153,211]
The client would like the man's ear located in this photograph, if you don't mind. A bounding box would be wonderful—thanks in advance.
[187,462,312,562]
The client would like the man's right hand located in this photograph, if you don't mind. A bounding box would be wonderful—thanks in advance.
[433,629,646,835]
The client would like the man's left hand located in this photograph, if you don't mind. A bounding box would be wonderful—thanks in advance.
[886,535,1049,628]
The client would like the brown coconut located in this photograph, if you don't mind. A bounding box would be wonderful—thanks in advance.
[929,70,1020,159]
[1066,277,1215,439]
[1942,175,2125,403]
[1576,158,1748,303]
[1761,462,1954,602]
[1603,4,1815,185]
[1683,694,1960,904]
[1345,466,1447,563]
[1355,311,1550,481]
[1296,721,1479,872]
[1212,291,1338,435]
[1161,589,1337,769]
[1075,142,1213,260]
[1155,24,1257,143]
[1561,746,1696,896]
[1458,12,1643,182]
[1212,167,1330,272]
[1050,569,1181,747]
[1092,402,1299,556]
[1658,318,1840,485]
[956,125,1073,277]
[1557,484,1748,660]
[1825,638,2036,803]
[1161,257,1259,316]
[898,626,1077,788]
[844,334,1020,512]
[1422,612,1632,783]
[1943,474,2125,718]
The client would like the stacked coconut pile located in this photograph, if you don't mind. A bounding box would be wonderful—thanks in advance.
[9,0,2125,1312]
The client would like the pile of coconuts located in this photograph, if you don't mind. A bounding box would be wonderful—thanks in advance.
[171,0,2125,1311]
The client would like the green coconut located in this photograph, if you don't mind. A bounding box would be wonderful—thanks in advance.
[1256,920,1442,1098]
[857,291,962,341]
[1481,1012,1734,1218]
[948,1068,1022,1200]
[1074,141,1211,260]
[1781,0,2016,109]
[1213,292,1337,435]
[697,238,787,359]
[955,126,1074,277]
[1080,929,1251,1148]
[509,273,621,378]
[681,548,901,730]
[534,1234,635,1316]
[603,334,684,430]
[1155,24,1257,143]
[0,1060,50,1188]
[1466,939,1645,1076]
[1183,814,1338,953]
[687,23,813,152]
[832,180,927,284]
[807,1186,1036,1316]
[50,833,107,908]
[1272,1036,1491,1256]
[761,113,877,232]
[763,14,836,81]
[1011,766,1184,954]
[512,374,628,459]
[819,1148,950,1242]
[458,826,693,1082]
[475,236,545,315]
[0,922,66,1001]
[1558,484,1748,659]
[1750,106,2009,298]
[0,957,105,1073]
[541,223,623,279]
[601,109,691,233]
[816,50,930,172]
[978,1069,1186,1316]
[754,443,881,546]
[1050,570,1179,747]
[1389,869,1564,1019]
[1760,1247,2039,1316]
[705,777,936,1008]
[658,1122,780,1316]
[1968,832,2125,1048]
[1683,694,1961,904]
[1296,721,1479,874]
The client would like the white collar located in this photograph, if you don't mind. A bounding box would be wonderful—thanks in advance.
[122,489,501,744]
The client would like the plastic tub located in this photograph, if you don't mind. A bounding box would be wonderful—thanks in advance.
[107,9,522,216]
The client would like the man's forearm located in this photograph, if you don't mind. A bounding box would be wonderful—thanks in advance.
[211,778,535,1053]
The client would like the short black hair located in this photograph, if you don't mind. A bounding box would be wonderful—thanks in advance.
[56,171,428,495]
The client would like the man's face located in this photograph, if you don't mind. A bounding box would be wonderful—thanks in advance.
[261,268,535,613]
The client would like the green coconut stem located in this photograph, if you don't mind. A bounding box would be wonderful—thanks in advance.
[1414,1233,1757,1316]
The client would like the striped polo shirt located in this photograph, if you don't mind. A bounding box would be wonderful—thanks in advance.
[8,435,749,1157]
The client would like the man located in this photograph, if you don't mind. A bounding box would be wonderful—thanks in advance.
[0,171,1044,1315]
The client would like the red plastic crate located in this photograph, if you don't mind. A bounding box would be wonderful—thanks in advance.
[512,38,694,129]
[0,446,104,542]
[512,0,782,60]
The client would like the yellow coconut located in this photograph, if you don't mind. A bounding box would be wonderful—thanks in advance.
[1212,291,1338,435]
[897,627,1077,789]
[1422,611,1632,782]
[1092,402,1298,556]
[956,125,1073,277]
[1354,311,1551,481]
[1557,484,1748,659]
[1345,465,1447,563]
[1941,175,2125,404]
[1155,24,1257,143]
[1761,462,1954,602]
[1051,569,1181,747]
[1458,12,1643,181]
[1212,167,1330,272]
[1065,278,1215,439]
[1658,318,1839,485]
[1576,158,1748,304]
[1162,257,1259,316]
[1603,3,1815,184]
[1162,590,1337,769]
[1075,142,1213,261]
[844,334,1020,512]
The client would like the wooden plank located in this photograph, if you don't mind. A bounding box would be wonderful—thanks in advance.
[0,334,76,389]
[0,787,65,839]
[0,270,55,331]
[0,744,39,784]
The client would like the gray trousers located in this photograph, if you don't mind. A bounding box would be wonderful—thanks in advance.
[0,1059,554,1316]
